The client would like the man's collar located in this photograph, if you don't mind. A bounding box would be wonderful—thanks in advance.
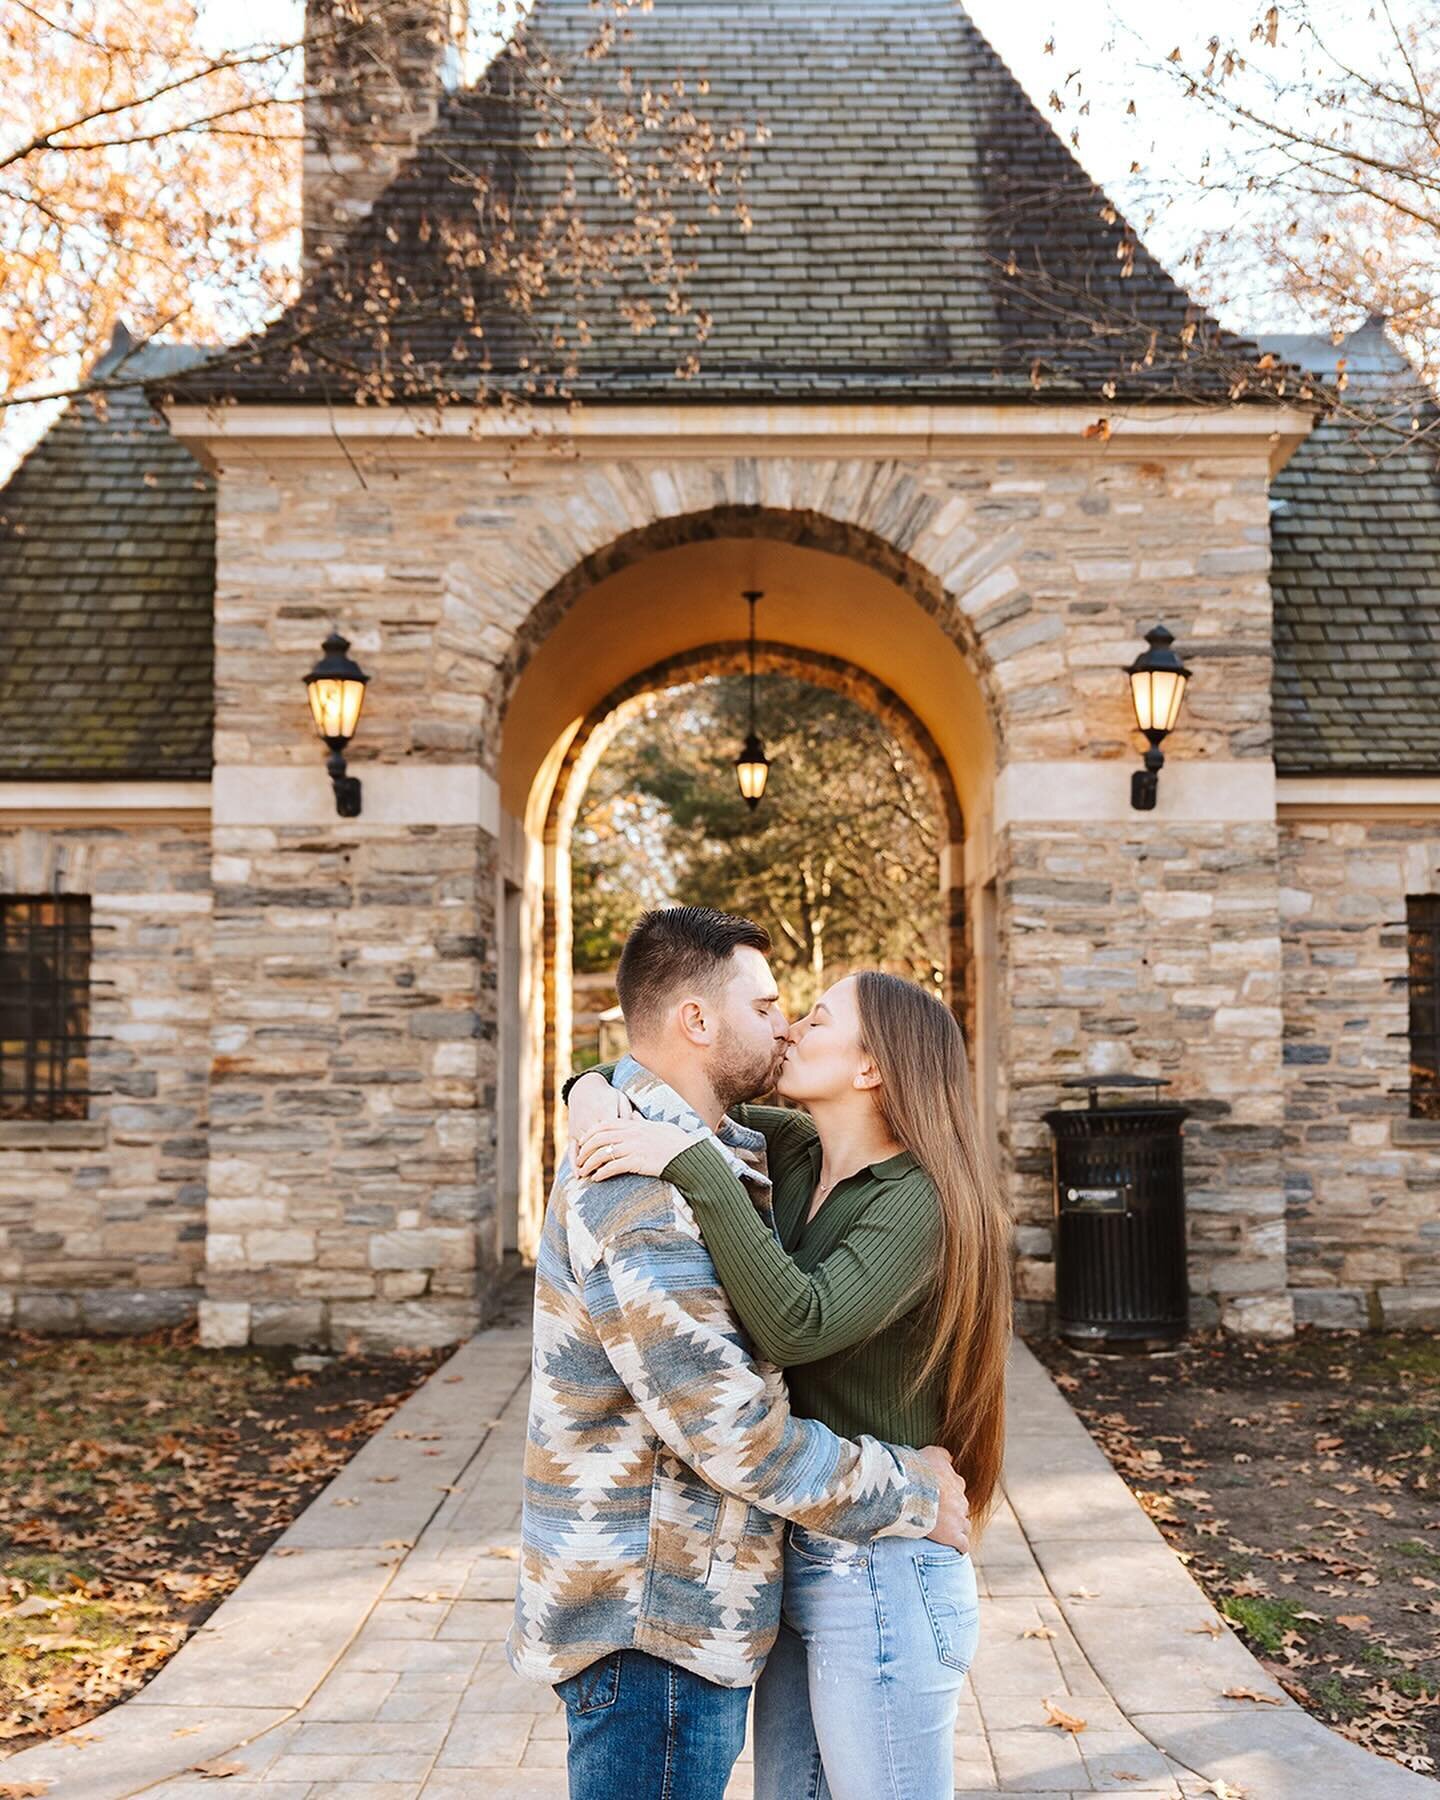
[614,1053,770,1190]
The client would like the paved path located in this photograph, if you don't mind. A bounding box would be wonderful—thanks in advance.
[3,1332,1431,1800]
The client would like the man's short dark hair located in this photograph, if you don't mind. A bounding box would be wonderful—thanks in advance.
[616,906,771,1037]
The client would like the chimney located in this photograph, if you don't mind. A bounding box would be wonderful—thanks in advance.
[302,1,468,273]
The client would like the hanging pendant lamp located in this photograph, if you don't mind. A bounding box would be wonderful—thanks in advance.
[734,590,770,809]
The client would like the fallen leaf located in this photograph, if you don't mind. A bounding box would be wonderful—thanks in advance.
[1335,1614,1372,1630]
[190,1761,247,1779]
[1021,1625,1057,1640]
[60,1732,100,1746]
[0,1785,52,1797]
[1222,1686,1284,1706]
[272,1547,303,1558]
[1043,1698,1087,1733]
[9,1595,62,1618]
[1191,1618,1225,1638]
[380,1540,414,1550]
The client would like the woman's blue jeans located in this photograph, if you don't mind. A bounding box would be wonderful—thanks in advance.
[554,1646,749,1800]
[752,1522,981,1800]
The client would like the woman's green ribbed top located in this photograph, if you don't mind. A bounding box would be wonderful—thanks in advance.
[572,1067,944,1448]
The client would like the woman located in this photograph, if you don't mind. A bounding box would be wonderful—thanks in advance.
[566,969,1011,1800]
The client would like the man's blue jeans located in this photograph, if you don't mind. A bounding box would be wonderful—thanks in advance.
[554,1647,749,1800]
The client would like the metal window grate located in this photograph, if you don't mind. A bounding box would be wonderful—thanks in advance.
[0,895,92,1120]
[1409,895,1440,1122]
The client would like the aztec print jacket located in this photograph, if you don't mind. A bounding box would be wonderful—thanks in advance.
[506,1055,941,1691]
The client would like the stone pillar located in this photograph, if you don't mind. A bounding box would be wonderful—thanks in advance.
[198,457,502,1351]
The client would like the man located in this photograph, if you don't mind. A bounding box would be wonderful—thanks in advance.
[507,906,970,1800]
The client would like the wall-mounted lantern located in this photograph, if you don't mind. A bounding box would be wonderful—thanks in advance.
[1125,624,1191,811]
[734,589,771,810]
[303,631,370,817]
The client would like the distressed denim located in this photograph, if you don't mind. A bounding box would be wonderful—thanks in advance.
[752,1522,981,1800]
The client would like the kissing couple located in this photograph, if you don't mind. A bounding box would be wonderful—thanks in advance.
[508,905,1012,1799]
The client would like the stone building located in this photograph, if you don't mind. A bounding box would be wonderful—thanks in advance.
[1,0,1436,1349]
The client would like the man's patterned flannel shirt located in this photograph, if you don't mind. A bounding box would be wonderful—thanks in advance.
[507,1054,941,1691]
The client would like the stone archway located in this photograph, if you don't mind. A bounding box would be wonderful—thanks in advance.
[488,502,1008,774]
[496,504,1001,1256]
[537,639,970,1195]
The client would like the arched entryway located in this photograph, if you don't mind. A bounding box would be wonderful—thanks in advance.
[544,640,966,1194]
[494,506,1001,1257]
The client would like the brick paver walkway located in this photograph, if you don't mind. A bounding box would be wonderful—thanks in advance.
[3,1330,1430,1800]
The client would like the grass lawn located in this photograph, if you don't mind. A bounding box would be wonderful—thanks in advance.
[1032,1328,1440,1777]
[0,1323,453,1750]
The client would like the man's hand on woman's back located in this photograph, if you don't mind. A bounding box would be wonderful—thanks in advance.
[918,1445,970,1554]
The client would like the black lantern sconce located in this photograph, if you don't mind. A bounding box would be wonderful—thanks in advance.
[1125,624,1191,811]
[303,631,370,817]
[734,590,771,810]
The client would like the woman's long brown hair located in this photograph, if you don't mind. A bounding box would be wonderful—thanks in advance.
[855,971,1012,1530]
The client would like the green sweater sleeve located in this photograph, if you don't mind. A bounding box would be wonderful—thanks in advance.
[730,1101,818,1159]
[664,1139,941,1367]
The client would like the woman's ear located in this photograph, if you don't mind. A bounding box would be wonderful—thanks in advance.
[853,1059,883,1092]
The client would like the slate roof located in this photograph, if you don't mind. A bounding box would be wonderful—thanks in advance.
[9,7,1433,785]
[167,0,1281,409]
[0,329,215,779]
[1264,317,1440,775]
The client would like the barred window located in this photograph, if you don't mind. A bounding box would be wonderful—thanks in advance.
[0,896,92,1120]
[1410,895,1440,1122]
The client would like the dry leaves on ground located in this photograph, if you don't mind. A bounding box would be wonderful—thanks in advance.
[0,1326,449,1751]
[1034,1329,1440,1776]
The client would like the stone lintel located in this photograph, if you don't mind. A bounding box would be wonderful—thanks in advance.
[212,764,502,830]
[165,399,1314,473]
[996,760,1276,827]
[0,780,210,825]
[1277,775,1440,819]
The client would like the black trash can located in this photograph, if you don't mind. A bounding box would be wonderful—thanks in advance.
[1041,1075,1189,1352]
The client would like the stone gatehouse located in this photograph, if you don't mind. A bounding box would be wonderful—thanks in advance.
[1,0,1437,1349]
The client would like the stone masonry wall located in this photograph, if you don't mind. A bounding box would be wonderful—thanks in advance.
[201,822,497,1351]
[1001,820,1287,1338]
[209,436,1287,1344]
[1280,818,1440,1328]
[0,824,210,1332]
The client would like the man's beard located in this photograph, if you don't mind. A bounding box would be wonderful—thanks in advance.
[711,1023,787,1114]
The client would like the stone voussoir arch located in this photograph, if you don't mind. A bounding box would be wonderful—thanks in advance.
[486,496,1008,765]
